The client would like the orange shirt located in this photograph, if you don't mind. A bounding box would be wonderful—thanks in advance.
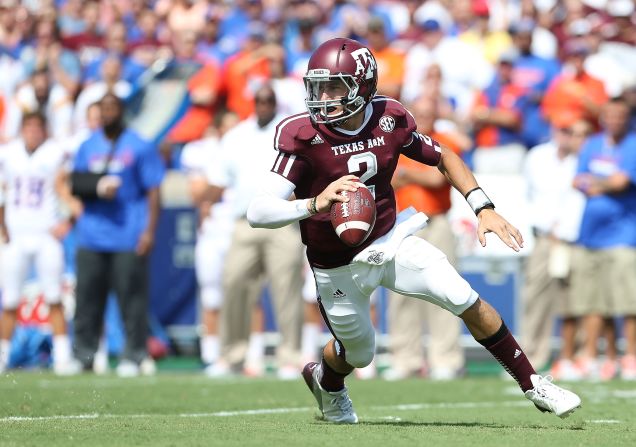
[169,61,222,143]
[222,51,271,120]
[542,72,607,127]
[394,132,461,215]
[372,46,405,98]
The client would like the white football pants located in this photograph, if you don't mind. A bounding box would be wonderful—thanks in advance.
[1,233,64,309]
[313,235,478,368]
[195,231,232,310]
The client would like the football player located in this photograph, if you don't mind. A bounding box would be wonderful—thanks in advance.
[0,112,81,375]
[180,113,244,376]
[182,128,235,374]
[247,38,582,423]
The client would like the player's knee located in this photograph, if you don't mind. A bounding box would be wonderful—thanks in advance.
[340,336,375,368]
[458,296,484,319]
[344,346,375,368]
[435,281,479,316]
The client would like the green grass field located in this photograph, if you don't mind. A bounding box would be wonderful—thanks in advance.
[1,370,634,447]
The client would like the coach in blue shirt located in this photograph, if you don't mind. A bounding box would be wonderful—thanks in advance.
[572,96,636,379]
[72,93,165,376]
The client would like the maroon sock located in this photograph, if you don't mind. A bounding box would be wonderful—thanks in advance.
[319,357,349,392]
[477,322,536,392]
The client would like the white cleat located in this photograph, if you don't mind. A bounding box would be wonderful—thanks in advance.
[550,359,584,382]
[93,351,110,375]
[429,366,460,381]
[116,360,140,378]
[382,367,412,381]
[302,362,358,424]
[524,374,581,418]
[354,361,377,380]
[140,357,157,376]
[277,365,301,381]
[53,358,83,376]
[204,361,233,378]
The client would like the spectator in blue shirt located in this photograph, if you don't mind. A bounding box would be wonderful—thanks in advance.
[71,92,164,377]
[508,19,561,149]
[82,22,145,86]
[572,96,636,380]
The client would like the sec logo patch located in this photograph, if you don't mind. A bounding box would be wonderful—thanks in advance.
[379,115,395,132]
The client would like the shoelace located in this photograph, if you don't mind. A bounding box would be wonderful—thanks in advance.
[535,375,567,403]
[330,392,353,414]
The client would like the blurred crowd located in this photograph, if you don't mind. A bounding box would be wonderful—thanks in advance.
[2,0,636,148]
[0,0,635,382]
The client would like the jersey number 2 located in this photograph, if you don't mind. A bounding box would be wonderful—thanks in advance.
[347,152,377,198]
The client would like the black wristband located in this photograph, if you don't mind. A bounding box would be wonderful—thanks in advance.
[310,197,318,215]
[475,203,495,216]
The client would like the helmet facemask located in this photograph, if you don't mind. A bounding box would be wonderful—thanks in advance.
[303,71,366,125]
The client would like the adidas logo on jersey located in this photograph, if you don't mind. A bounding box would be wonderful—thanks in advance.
[310,134,324,145]
[514,349,522,359]
[333,289,346,298]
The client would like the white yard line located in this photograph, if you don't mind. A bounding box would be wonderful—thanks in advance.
[0,399,625,424]
[372,401,529,411]
[0,400,530,423]
[1,414,100,422]
[180,407,313,417]
[0,408,312,422]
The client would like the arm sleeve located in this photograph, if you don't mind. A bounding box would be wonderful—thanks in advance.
[247,171,311,228]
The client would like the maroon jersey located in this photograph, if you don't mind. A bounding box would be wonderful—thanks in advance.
[271,96,441,268]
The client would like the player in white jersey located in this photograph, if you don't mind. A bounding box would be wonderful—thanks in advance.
[0,112,81,375]
[181,113,241,374]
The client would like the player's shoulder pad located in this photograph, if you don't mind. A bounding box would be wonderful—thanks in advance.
[274,113,314,154]
[371,95,408,118]
[371,95,412,129]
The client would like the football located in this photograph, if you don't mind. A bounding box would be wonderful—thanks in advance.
[330,183,376,247]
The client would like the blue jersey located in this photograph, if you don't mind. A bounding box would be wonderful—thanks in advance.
[577,132,636,248]
[73,128,165,252]
[513,55,560,147]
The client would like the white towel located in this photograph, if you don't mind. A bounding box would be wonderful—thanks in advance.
[352,207,429,266]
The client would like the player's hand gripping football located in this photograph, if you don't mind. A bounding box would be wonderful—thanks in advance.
[476,208,524,252]
[311,175,360,213]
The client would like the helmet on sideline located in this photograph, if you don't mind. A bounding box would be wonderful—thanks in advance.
[303,38,378,125]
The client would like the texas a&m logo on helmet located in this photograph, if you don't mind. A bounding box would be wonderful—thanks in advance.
[303,38,378,125]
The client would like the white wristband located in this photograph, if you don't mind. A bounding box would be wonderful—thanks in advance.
[465,187,495,215]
